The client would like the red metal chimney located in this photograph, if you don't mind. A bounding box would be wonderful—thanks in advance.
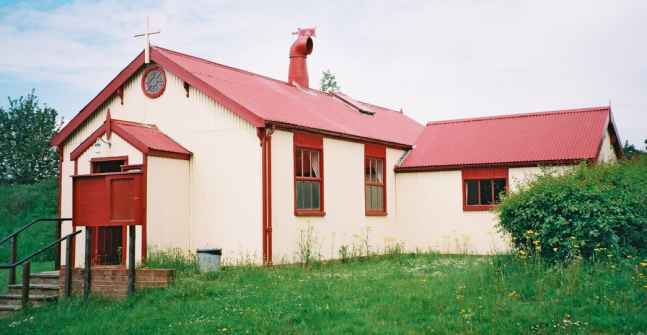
[288,27,316,88]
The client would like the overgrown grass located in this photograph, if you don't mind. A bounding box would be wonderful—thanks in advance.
[3,253,646,334]
[0,179,58,263]
[144,248,198,273]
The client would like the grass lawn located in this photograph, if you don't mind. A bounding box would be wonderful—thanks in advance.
[2,253,646,334]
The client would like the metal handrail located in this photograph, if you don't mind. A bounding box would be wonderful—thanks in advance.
[1,217,73,284]
[0,218,71,246]
[0,230,81,269]
[1,229,81,307]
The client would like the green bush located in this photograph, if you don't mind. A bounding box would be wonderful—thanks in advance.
[497,157,647,262]
[0,178,58,262]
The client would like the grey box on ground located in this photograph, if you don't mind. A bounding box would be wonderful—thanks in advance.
[197,248,222,272]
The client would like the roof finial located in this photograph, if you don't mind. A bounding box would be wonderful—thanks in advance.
[105,108,112,140]
[134,16,160,64]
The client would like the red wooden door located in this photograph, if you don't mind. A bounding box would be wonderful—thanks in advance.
[73,172,143,227]
[105,174,142,226]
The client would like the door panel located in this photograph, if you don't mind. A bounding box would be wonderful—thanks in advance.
[73,172,143,228]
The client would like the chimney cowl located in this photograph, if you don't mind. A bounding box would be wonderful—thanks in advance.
[288,27,316,88]
[290,35,313,58]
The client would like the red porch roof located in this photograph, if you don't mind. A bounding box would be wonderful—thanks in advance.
[398,106,622,171]
[70,118,191,161]
[52,46,423,148]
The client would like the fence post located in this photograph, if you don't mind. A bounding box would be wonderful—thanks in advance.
[9,236,17,285]
[21,261,31,309]
[128,225,136,296]
[84,227,92,299]
[55,221,62,271]
[64,234,73,298]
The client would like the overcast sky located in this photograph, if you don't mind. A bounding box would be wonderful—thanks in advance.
[0,0,645,146]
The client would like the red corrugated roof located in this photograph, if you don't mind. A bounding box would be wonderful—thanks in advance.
[111,119,192,159]
[151,47,424,146]
[53,46,423,147]
[398,106,621,170]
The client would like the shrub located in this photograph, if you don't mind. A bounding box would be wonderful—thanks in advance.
[497,157,647,263]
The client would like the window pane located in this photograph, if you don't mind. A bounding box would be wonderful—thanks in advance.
[303,150,311,177]
[312,182,320,209]
[366,185,384,210]
[297,181,321,209]
[371,186,378,209]
[296,149,303,177]
[494,179,506,203]
[297,181,304,208]
[365,159,371,182]
[376,159,384,184]
[304,181,312,208]
[466,180,479,205]
[310,151,320,178]
[480,180,493,205]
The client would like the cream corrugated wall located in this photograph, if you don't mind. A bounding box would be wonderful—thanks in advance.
[394,166,576,254]
[270,130,405,263]
[60,65,262,266]
[147,156,190,251]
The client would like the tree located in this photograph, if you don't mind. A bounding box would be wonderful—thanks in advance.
[0,90,61,184]
[320,70,341,93]
[622,140,646,160]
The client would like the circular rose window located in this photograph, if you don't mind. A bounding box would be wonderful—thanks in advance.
[141,65,166,98]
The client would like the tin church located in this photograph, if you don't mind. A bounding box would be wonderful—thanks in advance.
[51,28,622,266]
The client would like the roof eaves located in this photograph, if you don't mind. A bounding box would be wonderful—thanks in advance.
[395,158,592,173]
[267,120,413,149]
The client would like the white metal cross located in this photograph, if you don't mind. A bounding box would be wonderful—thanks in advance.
[134,17,160,64]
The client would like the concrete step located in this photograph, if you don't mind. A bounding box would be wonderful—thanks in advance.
[29,271,59,286]
[0,293,57,307]
[8,283,59,296]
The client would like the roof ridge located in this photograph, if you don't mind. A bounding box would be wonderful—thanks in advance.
[426,106,610,126]
[152,46,411,117]
[152,45,296,89]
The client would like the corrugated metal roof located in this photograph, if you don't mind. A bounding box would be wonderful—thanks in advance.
[152,47,424,146]
[112,119,191,159]
[399,106,617,169]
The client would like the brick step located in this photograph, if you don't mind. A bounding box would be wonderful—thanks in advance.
[29,271,59,286]
[0,304,21,316]
[0,293,57,307]
[8,283,59,296]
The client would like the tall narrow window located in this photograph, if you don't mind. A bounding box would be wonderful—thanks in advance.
[462,168,508,211]
[294,132,324,216]
[365,144,386,215]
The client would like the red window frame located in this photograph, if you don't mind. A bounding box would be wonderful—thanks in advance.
[293,132,325,216]
[365,144,387,216]
[462,168,508,211]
